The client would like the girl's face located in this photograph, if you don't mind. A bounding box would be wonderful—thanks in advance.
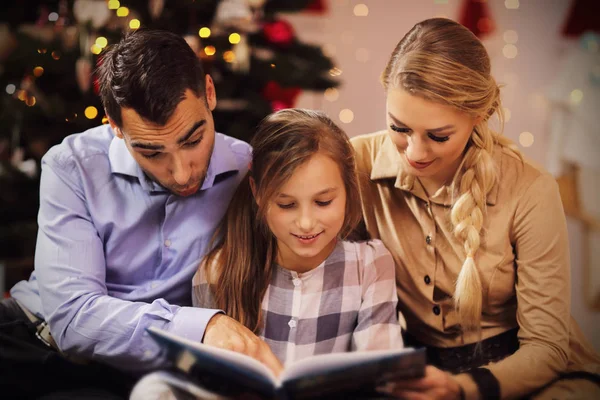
[386,88,479,189]
[265,152,347,273]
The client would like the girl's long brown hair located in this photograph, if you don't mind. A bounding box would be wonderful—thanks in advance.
[202,109,362,333]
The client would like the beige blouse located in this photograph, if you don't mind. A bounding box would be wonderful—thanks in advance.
[351,131,600,400]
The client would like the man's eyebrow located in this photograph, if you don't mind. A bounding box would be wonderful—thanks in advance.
[387,112,454,133]
[177,120,206,144]
[130,120,206,150]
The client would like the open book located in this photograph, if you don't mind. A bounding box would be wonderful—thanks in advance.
[147,326,426,400]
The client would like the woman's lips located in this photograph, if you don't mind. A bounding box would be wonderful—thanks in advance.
[406,156,434,170]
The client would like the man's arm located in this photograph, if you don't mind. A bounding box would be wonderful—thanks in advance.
[35,158,219,371]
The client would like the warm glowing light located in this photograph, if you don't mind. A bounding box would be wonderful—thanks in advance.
[85,106,99,119]
[353,4,369,16]
[503,30,519,44]
[18,90,27,101]
[270,63,276,68]
[356,48,369,63]
[229,33,241,44]
[199,27,211,38]
[25,96,36,107]
[95,37,108,48]
[570,89,584,105]
[324,88,339,102]
[129,19,141,29]
[51,51,61,60]
[223,51,235,63]
[6,84,16,95]
[102,116,109,124]
[91,44,102,55]
[108,0,120,10]
[204,46,216,56]
[339,109,354,124]
[37,48,47,54]
[33,67,44,77]
[519,132,534,147]
[505,0,519,9]
[503,44,518,59]
[116,7,129,17]
[329,67,342,77]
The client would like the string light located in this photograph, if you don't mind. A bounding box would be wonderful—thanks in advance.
[223,51,235,63]
[353,4,369,17]
[91,44,102,55]
[204,46,216,56]
[102,116,109,124]
[48,12,59,22]
[503,30,519,44]
[199,27,211,38]
[329,67,342,77]
[116,7,129,17]
[503,44,518,59]
[108,0,120,10]
[51,51,61,60]
[25,96,36,107]
[339,109,354,123]
[324,88,339,102]
[85,106,99,119]
[505,0,519,9]
[95,37,108,49]
[129,19,141,29]
[6,84,16,95]
[229,33,241,44]
[37,49,47,54]
[519,131,534,147]
[270,63,276,68]
[569,89,583,105]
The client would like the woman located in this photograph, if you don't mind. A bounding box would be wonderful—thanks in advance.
[351,18,600,400]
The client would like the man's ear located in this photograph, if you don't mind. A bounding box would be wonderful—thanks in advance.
[108,116,124,139]
[205,74,217,111]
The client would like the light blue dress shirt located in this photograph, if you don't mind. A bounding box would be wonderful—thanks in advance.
[11,124,251,371]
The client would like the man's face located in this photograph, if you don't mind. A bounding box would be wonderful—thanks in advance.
[111,76,217,197]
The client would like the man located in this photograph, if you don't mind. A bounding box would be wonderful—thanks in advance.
[0,29,281,399]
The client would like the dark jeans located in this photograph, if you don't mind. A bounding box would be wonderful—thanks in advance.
[0,298,136,400]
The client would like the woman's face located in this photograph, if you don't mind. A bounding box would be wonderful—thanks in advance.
[385,88,479,188]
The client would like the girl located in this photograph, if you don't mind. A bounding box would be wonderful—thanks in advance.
[193,108,403,365]
[351,17,600,400]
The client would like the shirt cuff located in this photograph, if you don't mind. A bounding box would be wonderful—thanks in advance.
[169,306,223,343]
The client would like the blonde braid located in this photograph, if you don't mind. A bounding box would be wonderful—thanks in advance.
[451,124,497,332]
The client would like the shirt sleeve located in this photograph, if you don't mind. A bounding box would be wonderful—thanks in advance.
[352,241,404,351]
[456,173,571,400]
[35,158,221,372]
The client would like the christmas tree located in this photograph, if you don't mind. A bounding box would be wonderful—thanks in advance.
[0,0,337,290]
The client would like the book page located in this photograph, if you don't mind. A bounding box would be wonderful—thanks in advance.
[281,348,416,382]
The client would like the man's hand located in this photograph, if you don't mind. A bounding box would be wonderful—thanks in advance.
[377,366,463,400]
[203,314,283,377]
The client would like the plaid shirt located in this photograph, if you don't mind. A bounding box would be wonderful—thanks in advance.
[192,239,404,364]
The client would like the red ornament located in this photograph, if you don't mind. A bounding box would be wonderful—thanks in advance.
[263,20,295,47]
[262,81,301,111]
[459,0,495,39]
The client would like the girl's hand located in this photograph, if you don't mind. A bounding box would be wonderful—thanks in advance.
[378,366,463,400]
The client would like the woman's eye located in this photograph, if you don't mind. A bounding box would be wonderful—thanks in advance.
[316,200,332,207]
[390,124,410,133]
[428,133,450,143]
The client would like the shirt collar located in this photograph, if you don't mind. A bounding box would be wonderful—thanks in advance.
[370,133,500,206]
[109,130,241,193]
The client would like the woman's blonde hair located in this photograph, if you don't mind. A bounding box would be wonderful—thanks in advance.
[382,18,519,332]
[203,108,362,332]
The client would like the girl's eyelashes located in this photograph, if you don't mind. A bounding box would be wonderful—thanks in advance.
[276,199,333,209]
[389,124,450,143]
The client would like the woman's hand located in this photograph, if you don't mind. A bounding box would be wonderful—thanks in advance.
[378,366,463,400]
[203,313,284,377]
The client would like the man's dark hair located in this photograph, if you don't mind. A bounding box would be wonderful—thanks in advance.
[97,29,206,128]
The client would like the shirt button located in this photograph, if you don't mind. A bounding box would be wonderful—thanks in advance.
[425,235,432,245]
[164,239,171,247]
[432,305,441,315]
[424,275,431,285]
[292,278,302,287]
[288,319,297,328]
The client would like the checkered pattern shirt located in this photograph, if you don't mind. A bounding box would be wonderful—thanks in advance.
[192,239,404,364]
